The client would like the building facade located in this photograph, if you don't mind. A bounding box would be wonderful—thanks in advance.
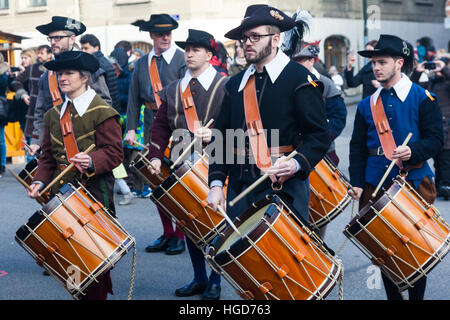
[0,0,448,73]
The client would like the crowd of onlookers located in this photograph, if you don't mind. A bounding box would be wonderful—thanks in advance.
[0,34,449,201]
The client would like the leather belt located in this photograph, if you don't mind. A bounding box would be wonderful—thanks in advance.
[234,145,294,158]
[368,146,385,156]
[145,102,158,110]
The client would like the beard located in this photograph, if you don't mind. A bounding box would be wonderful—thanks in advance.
[245,40,273,64]
[376,66,398,84]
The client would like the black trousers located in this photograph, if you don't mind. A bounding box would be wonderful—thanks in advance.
[381,273,427,300]
[434,149,450,188]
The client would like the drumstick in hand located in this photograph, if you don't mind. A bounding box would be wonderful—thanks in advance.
[170,118,214,170]
[218,205,241,236]
[229,150,298,208]
[8,168,47,203]
[371,132,413,198]
[38,144,96,197]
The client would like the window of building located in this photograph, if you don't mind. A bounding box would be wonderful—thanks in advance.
[415,0,433,5]
[28,0,46,6]
[0,0,9,10]
[115,0,150,5]
[324,35,350,73]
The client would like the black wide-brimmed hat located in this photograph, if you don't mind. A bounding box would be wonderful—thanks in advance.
[175,29,218,54]
[358,34,412,59]
[131,14,178,33]
[44,51,99,73]
[36,16,86,36]
[225,4,295,40]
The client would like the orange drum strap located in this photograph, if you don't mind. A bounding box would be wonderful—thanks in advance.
[180,82,201,134]
[370,95,402,169]
[243,75,272,170]
[148,56,163,109]
[60,102,80,162]
[48,71,63,107]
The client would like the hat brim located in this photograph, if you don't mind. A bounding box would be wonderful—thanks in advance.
[36,21,86,36]
[358,48,401,58]
[45,57,99,73]
[139,21,178,33]
[225,19,295,40]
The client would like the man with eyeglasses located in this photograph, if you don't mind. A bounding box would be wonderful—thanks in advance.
[207,5,330,225]
[28,16,112,156]
[125,14,187,255]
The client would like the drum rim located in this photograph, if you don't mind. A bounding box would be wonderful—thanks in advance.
[395,236,450,290]
[71,236,135,299]
[18,157,39,181]
[344,178,402,236]
[15,182,81,240]
[209,195,282,266]
[151,151,207,200]
[309,193,352,230]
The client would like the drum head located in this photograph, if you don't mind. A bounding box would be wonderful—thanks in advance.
[210,195,284,266]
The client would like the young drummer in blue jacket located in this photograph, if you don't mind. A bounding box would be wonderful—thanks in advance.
[348,34,443,300]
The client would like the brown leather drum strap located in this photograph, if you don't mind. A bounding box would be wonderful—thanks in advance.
[243,75,272,170]
[180,83,200,133]
[148,56,163,109]
[60,103,80,163]
[370,95,402,169]
[48,71,63,107]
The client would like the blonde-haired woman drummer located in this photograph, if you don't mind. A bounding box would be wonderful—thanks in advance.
[28,50,124,300]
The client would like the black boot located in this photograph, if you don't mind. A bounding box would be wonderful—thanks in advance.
[165,237,185,255]
[145,235,169,252]
[439,186,450,201]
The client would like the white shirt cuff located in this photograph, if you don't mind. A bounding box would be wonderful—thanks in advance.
[210,180,224,189]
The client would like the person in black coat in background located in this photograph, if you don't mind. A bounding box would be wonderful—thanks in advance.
[345,40,379,99]
[0,55,11,176]
[80,34,121,112]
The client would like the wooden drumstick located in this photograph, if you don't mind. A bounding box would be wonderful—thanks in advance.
[371,132,413,198]
[38,144,96,197]
[8,168,47,203]
[229,150,298,208]
[170,118,214,170]
[132,140,149,150]
[22,139,32,151]
[217,205,241,236]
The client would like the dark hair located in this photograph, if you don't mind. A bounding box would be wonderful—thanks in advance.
[114,40,132,53]
[80,34,101,50]
[366,40,378,48]
[214,41,229,64]
[37,44,51,54]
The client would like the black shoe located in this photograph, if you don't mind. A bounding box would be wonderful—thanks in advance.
[202,283,221,300]
[0,166,4,174]
[175,280,208,297]
[165,237,185,255]
[145,235,169,252]
[43,270,50,276]
[440,186,450,201]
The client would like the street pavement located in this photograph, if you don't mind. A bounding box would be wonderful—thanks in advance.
[0,96,449,302]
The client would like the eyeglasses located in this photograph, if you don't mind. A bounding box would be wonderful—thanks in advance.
[47,35,71,42]
[240,34,275,44]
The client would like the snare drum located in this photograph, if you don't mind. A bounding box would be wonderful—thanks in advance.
[150,151,227,248]
[343,176,450,291]
[206,195,342,300]
[309,157,352,230]
[15,181,135,300]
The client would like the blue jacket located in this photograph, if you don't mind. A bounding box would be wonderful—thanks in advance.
[349,75,443,189]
